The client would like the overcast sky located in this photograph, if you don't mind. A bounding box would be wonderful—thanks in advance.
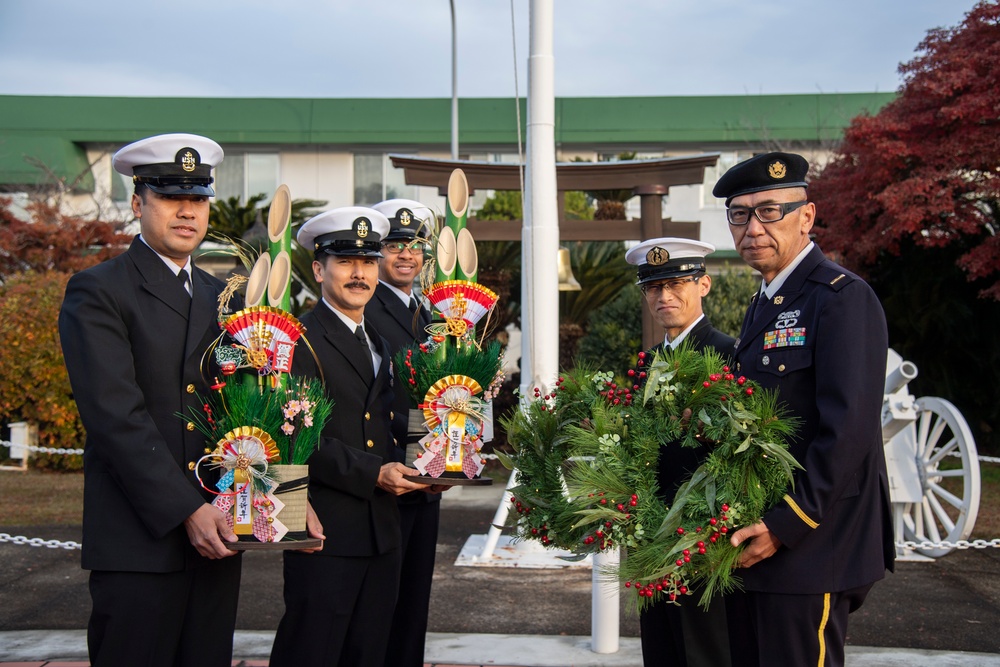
[0,1,974,99]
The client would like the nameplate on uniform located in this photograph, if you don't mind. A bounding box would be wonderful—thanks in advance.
[763,327,806,350]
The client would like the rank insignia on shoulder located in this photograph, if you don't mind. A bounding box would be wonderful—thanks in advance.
[830,274,846,285]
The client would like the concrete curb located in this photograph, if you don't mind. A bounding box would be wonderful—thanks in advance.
[2,630,999,666]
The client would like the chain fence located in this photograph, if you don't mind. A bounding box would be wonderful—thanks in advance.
[2,441,1000,554]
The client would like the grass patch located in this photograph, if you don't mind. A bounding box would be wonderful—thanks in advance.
[0,469,83,526]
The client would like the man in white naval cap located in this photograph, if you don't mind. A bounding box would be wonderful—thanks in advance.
[270,207,438,667]
[59,133,243,667]
[364,198,440,667]
[624,237,735,667]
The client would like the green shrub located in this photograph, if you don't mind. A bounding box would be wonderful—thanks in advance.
[0,271,84,470]
[703,264,758,337]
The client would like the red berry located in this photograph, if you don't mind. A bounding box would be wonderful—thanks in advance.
[627,369,635,377]
[703,381,711,388]
[676,527,685,535]
[721,504,730,512]
[600,498,607,505]
[709,518,718,526]
[676,559,684,567]
[720,526,728,534]
[625,581,631,588]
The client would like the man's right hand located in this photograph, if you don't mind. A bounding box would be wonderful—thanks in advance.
[183,503,239,559]
[377,461,429,495]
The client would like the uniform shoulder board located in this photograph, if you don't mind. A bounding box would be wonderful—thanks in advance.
[808,262,856,292]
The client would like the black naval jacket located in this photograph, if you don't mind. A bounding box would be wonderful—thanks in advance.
[364,283,432,449]
[364,283,438,509]
[298,303,401,557]
[58,237,232,572]
[651,317,736,497]
[731,245,895,594]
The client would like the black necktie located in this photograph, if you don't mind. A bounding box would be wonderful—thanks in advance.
[752,292,767,323]
[355,325,374,379]
[408,295,419,314]
[178,268,191,297]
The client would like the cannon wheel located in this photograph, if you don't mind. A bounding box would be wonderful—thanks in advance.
[900,396,980,558]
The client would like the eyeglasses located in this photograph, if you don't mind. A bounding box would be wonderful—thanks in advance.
[640,276,700,298]
[381,240,430,255]
[726,201,808,226]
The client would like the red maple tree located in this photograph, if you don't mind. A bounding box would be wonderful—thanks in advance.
[0,198,130,281]
[812,0,1000,300]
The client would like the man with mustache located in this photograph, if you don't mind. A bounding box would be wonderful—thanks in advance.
[270,207,434,667]
[58,133,242,667]
[714,152,894,667]
[364,199,440,667]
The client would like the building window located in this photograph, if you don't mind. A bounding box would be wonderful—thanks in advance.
[353,154,415,205]
[214,153,279,204]
[702,151,754,208]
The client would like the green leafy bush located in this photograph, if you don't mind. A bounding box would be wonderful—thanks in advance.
[0,271,84,470]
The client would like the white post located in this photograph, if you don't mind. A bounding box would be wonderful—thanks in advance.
[477,469,518,559]
[522,0,559,399]
[524,0,619,654]
[591,549,621,653]
[449,0,459,160]
[3,421,33,472]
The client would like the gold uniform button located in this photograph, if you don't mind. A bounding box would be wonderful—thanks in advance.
[185,384,196,394]
[778,364,786,372]
[186,422,196,431]
[187,461,196,471]
[389,411,394,420]
[364,412,371,421]
[366,439,374,448]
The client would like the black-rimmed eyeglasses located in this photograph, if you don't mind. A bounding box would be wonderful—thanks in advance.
[726,201,808,226]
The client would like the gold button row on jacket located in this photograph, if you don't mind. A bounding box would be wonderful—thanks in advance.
[186,422,195,431]
[185,384,196,394]
[187,461,195,470]
[366,440,374,448]
[364,412,370,421]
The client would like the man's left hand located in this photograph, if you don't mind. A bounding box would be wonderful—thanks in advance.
[730,521,782,568]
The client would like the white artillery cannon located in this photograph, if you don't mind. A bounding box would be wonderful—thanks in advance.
[883,348,980,559]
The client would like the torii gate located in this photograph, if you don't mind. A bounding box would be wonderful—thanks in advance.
[389,153,720,349]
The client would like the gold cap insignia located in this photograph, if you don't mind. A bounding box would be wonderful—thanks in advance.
[181,150,197,172]
[399,210,412,226]
[646,247,670,266]
[768,160,787,179]
[355,217,370,238]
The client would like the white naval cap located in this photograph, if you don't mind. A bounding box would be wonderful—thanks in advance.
[370,198,435,241]
[297,206,391,258]
[625,237,715,285]
[112,133,223,197]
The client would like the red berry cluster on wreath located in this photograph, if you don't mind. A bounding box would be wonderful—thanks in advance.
[580,491,641,549]
[697,366,753,400]
[623,502,735,602]
[511,496,551,545]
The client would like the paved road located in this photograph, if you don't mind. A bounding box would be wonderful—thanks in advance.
[2,484,999,660]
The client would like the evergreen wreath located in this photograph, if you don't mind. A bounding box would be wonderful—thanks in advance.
[498,344,801,610]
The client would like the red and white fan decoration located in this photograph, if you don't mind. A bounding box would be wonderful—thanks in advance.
[422,280,498,330]
[222,306,305,373]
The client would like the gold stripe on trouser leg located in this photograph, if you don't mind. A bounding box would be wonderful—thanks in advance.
[816,592,831,667]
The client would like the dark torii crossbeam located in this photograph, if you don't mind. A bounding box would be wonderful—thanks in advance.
[389,153,720,348]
